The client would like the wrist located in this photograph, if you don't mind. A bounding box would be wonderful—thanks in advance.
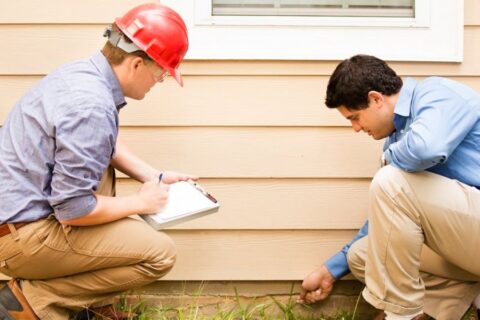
[320,265,336,283]
[130,193,148,214]
[142,169,162,183]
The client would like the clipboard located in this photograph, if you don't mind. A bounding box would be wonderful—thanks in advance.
[141,180,219,229]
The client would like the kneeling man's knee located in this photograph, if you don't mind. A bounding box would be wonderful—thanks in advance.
[370,165,405,198]
[145,233,177,278]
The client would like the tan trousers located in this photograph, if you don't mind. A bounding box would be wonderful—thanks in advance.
[349,165,480,319]
[0,166,176,320]
[348,237,480,319]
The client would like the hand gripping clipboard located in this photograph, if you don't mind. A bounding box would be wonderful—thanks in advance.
[141,180,219,229]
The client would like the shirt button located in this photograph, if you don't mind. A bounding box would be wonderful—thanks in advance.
[400,129,405,133]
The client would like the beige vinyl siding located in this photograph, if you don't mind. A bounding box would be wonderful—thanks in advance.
[117,179,370,230]
[465,0,480,26]
[2,75,480,127]
[0,1,150,24]
[1,26,480,75]
[163,230,356,280]
[0,1,478,281]
[116,127,382,178]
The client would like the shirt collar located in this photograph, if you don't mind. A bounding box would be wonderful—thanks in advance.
[392,78,417,131]
[91,51,127,110]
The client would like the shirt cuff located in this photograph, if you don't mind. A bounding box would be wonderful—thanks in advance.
[53,194,97,221]
[324,251,351,280]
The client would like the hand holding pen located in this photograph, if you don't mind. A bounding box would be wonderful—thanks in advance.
[136,174,170,214]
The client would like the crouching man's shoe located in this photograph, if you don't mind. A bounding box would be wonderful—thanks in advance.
[75,305,137,320]
[0,279,38,320]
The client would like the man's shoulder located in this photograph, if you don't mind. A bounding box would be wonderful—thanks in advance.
[412,76,459,101]
[417,76,471,92]
[52,60,116,109]
[417,76,478,104]
[416,76,446,88]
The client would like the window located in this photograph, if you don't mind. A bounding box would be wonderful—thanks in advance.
[162,1,463,61]
[212,0,414,18]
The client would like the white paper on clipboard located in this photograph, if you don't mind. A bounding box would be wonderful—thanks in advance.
[141,180,219,229]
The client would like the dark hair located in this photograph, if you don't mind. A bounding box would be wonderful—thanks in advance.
[325,54,402,110]
[101,23,151,66]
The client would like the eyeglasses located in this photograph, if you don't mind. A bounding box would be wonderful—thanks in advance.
[145,62,168,83]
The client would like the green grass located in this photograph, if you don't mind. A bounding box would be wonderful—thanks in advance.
[80,282,478,320]
[113,297,356,320]
[107,283,358,320]
[115,303,476,320]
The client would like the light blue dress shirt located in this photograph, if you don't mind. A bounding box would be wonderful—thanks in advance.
[325,77,480,279]
[0,51,126,223]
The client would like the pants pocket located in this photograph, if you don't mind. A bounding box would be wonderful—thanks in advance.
[0,235,22,275]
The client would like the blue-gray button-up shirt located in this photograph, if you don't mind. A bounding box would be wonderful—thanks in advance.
[0,51,126,223]
[325,77,480,279]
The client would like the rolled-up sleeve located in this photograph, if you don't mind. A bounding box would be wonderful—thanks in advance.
[49,106,117,221]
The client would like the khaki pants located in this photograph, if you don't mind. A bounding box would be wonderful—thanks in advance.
[0,166,176,319]
[348,237,480,319]
[349,165,480,319]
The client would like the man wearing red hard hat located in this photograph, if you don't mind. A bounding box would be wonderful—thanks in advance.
[0,3,194,319]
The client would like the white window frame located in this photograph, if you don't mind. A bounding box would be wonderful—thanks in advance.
[161,0,464,62]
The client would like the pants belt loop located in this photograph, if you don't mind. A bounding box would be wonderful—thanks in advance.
[7,223,20,241]
[62,223,72,235]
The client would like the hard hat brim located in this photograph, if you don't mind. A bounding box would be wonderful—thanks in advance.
[168,67,184,87]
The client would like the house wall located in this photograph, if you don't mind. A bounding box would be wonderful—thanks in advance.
[0,0,478,281]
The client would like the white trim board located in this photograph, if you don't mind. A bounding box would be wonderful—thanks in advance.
[161,0,464,62]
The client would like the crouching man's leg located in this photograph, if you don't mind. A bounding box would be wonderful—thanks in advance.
[347,236,480,319]
[346,236,367,283]
[7,217,176,320]
[419,247,480,319]
[361,166,480,319]
[0,166,176,320]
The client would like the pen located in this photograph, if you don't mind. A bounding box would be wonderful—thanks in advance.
[158,173,163,183]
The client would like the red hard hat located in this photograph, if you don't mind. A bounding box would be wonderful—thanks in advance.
[116,3,189,86]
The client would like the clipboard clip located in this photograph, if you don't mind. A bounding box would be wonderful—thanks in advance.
[188,180,218,203]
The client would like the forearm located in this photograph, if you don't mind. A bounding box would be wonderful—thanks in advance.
[111,138,160,183]
[60,194,145,226]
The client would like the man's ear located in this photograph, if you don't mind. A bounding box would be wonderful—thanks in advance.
[367,91,383,108]
[130,56,144,73]
[117,56,143,80]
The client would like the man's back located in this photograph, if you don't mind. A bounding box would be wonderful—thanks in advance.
[0,52,122,223]
[385,77,480,188]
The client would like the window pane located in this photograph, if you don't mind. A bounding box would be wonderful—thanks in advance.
[212,0,414,17]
